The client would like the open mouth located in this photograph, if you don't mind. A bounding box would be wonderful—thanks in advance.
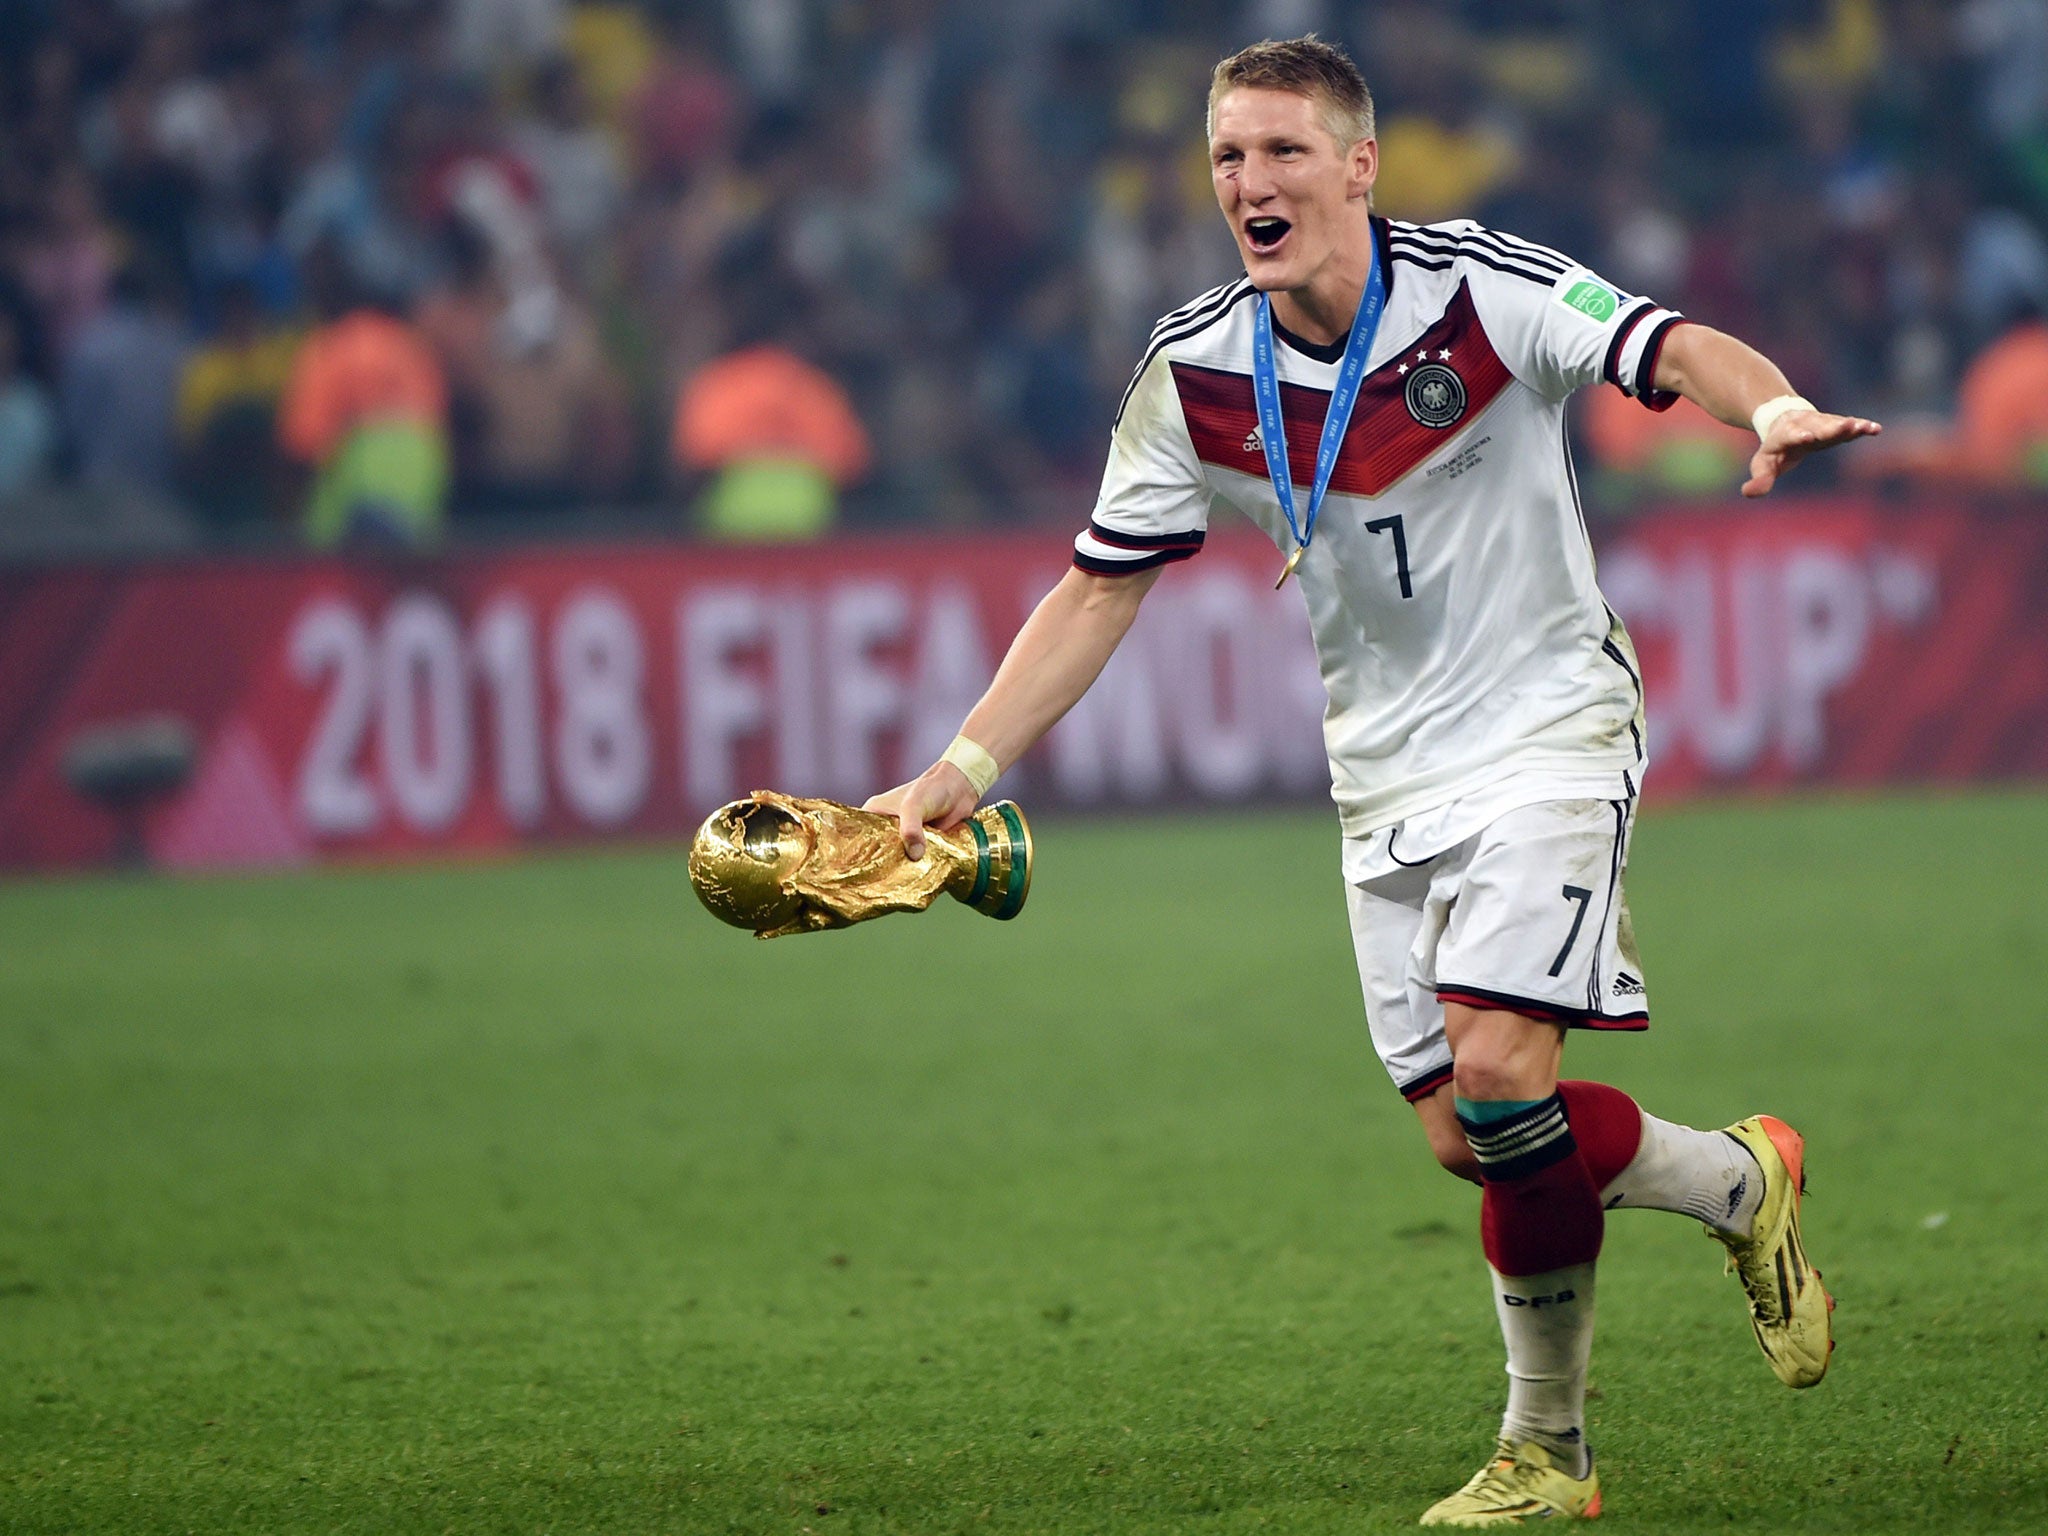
[1245,216,1292,254]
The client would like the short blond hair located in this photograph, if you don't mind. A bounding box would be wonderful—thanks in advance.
[1207,35,1375,148]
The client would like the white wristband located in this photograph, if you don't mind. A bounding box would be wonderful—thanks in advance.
[1752,394,1816,440]
[939,734,1001,798]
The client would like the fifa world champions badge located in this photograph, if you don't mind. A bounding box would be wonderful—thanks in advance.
[689,790,1033,939]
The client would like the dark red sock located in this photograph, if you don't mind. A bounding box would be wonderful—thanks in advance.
[1557,1079,1646,1191]
[1458,1092,1606,1277]
[1480,1153,1605,1276]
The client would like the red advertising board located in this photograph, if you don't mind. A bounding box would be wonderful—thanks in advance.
[1599,499,2048,794]
[2,500,2044,873]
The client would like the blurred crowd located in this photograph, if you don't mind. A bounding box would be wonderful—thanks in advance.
[1,0,2046,557]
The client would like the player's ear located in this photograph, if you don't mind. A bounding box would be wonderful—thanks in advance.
[1349,137,1378,201]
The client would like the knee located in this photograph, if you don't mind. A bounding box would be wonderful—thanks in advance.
[1451,1045,1529,1106]
[1445,1006,1563,1104]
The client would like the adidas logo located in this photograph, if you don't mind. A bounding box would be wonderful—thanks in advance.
[1242,428,1263,453]
[1725,1173,1749,1219]
[1611,970,1645,997]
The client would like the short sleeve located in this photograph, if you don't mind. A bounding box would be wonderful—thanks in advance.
[1073,349,1210,574]
[1462,234,1688,411]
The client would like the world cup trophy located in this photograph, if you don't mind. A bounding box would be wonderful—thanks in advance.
[688,790,1033,939]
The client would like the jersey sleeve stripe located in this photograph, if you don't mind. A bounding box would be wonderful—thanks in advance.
[1147,277,1250,342]
[1113,283,1259,428]
[1074,522,1205,572]
[1602,299,1657,388]
[1392,219,1580,271]
[1457,227,1572,275]
[1388,229,1568,278]
[1606,305,1685,398]
[1387,231,1564,276]
[1470,228,1576,273]
[1084,518,1205,551]
[1386,239,1559,288]
[1073,545,1197,575]
[1633,314,1689,397]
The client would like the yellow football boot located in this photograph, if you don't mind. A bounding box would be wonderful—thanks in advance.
[1419,1439,1602,1526]
[1711,1114,1835,1388]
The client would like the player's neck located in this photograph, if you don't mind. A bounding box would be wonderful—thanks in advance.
[1267,223,1376,348]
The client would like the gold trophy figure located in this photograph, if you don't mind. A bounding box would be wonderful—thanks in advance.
[688,790,1033,939]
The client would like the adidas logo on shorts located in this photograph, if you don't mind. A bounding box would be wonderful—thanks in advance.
[1612,970,1645,997]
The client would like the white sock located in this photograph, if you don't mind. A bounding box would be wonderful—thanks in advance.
[1601,1114,1764,1235]
[1491,1262,1596,1478]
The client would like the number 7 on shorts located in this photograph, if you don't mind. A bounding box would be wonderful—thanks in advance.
[1548,884,1594,977]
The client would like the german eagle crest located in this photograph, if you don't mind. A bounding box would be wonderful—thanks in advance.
[1404,363,1468,428]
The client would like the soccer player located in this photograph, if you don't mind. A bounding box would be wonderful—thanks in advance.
[867,36,1878,1526]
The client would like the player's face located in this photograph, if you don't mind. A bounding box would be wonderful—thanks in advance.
[1209,87,1376,297]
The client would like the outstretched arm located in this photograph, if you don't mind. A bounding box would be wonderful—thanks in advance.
[865,565,1162,856]
[1651,323,1882,497]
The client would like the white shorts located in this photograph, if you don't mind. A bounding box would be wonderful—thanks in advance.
[1345,798,1651,1104]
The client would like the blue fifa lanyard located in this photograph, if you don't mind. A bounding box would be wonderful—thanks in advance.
[1250,244,1387,586]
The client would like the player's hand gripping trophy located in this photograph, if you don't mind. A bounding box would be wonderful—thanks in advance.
[688,791,1032,939]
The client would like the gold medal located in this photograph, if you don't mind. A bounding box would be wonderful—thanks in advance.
[1274,544,1304,589]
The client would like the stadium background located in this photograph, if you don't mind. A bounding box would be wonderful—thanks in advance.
[3,0,2048,867]
[2,3,2046,1534]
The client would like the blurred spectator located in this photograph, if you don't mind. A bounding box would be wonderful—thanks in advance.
[176,277,301,528]
[1950,305,2048,487]
[1671,0,1781,149]
[0,308,58,502]
[91,59,204,296]
[415,219,631,511]
[1366,4,1519,223]
[1954,0,2048,152]
[630,14,740,190]
[1087,121,1237,378]
[1372,104,1518,227]
[1772,0,1886,98]
[279,88,442,310]
[560,2,660,123]
[17,165,120,361]
[1578,390,1754,505]
[449,0,568,81]
[277,245,448,548]
[947,78,1058,333]
[1958,205,2048,347]
[510,55,626,260]
[0,0,2042,550]
[674,339,871,541]
[62,260,189,492]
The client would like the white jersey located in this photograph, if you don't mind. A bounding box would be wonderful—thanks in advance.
[1075,216,1686,847]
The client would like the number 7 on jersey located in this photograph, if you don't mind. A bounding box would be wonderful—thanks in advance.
[1364,515,1413,599]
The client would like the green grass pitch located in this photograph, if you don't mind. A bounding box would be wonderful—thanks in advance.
[2,792,2045,1534]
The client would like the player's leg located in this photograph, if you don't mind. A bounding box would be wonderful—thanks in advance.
[1459,1008,1603,1434]
[1416,1076,1762,1232]
[1345,843,1601,1522]
[1439,797,1830,1388]
[1418,803,1634,1525]
[1420,1001,1604,1526]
